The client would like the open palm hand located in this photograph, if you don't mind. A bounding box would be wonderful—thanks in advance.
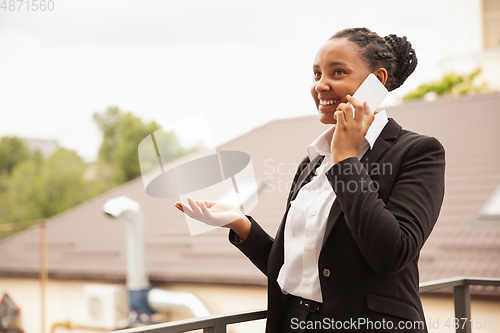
[175,197,245,228]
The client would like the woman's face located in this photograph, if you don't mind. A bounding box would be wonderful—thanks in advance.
[310,38,374,125]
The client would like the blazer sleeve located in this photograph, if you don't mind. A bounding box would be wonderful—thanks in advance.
[325,135,445,276]
[229,217,274,276]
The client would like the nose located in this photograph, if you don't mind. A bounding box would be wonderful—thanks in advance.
[315,77,330,93]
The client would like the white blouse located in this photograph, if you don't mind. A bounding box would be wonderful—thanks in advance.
[276,110,388,302]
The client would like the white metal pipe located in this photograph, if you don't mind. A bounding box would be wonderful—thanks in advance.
[103,196,149,291]
[104,196,211,318]
[124,211,149,290]
[148,288,211,318]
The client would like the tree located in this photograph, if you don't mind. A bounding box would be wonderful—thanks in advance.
[93,106,121,164]
[5,148,92,223]
[0,107,192,239]
[0,138,33,225]
[402,68,491,101]
[93,106,191,183]
[0,137,30,176]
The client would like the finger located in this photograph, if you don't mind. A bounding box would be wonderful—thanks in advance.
[201,200,215,209]
[336,102,348,110]
[200,201,229,227]
[199,201,212,218]
[174,202,184,212]
[363,101,375,118]
[337,101,354,121]
[362,101,375,130]
[176,201,197,219]
[334,110,346,130]
[187,197,203,216]
[346,94,363,121]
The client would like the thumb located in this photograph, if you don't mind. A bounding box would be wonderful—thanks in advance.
[362,102,375,131]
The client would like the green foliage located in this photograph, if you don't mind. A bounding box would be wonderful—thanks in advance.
[0,106,192,240]
[2,148,92,223]
[0,136,30,176]
[0,140,41,226]
[402,68,490,101]
[93,106,192,183]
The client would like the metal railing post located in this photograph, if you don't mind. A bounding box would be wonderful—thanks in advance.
[202,320,226,333]
[453,284,471,333]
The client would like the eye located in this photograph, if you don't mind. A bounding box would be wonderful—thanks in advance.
[334,69,346,76]
[313,71,321,78]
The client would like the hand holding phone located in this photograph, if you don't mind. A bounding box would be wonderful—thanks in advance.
[330,74,387,163]
[348,73,388,119]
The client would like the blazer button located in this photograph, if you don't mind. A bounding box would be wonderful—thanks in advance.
[322,268,331,278]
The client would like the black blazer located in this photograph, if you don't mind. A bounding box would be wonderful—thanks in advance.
[229,118,445,332]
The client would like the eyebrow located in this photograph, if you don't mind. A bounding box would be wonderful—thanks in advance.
[313,61,348,68]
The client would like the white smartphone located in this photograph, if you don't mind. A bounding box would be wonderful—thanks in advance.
[349,73,388,119]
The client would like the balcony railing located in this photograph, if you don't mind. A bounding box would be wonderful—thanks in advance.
[115,277,500,333]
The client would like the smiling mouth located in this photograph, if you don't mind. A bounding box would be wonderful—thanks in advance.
[319,99,337,106]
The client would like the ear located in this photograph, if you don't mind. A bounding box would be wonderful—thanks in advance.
[373,68,388,86]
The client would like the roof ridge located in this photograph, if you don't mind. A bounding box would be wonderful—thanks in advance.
[388,91,500,110]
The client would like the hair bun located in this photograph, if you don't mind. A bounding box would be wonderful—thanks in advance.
[329,28,418,91]
[384,34,418,89]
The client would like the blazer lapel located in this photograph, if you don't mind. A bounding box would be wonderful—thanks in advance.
[290,154,324,202]
[360,118,401,171]
[321,118,401,249]
[271,154,325,271]
[276,154,324,245]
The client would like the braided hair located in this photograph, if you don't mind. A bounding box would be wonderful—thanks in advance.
[329,28,417,91]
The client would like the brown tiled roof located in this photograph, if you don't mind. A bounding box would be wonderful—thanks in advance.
[1,92,499,290]
[383,93,500,286]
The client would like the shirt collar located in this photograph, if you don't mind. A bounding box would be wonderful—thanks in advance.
[307,110,389,160]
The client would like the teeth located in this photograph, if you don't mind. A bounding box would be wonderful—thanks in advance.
[320,99,336,105]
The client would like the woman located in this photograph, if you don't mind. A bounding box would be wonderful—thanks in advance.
[175,27,445,333]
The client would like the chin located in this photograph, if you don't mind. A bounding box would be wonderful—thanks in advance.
[318,111,336,125]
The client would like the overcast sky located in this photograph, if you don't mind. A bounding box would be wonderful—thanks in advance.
[0,0,445,162]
